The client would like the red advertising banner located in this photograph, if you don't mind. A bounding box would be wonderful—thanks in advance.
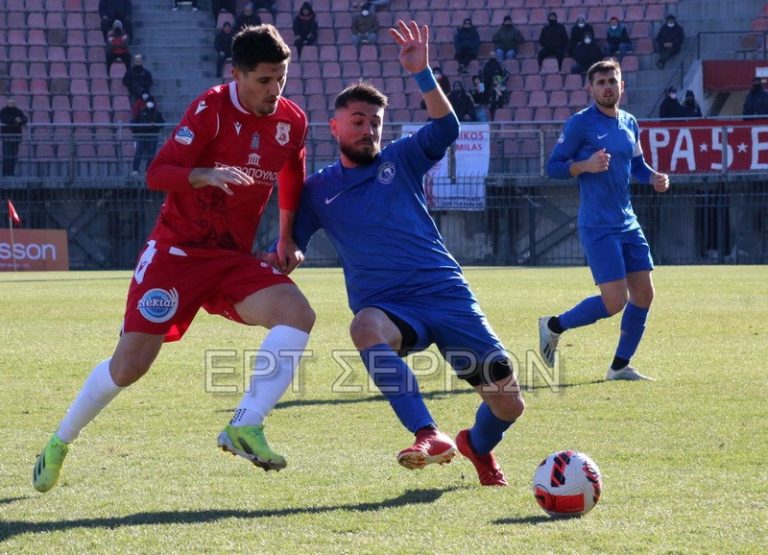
[0,229,69,271]
[639,118,768,174]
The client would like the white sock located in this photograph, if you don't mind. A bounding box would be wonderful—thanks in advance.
[231,325,310,426]
[56,358,124,443]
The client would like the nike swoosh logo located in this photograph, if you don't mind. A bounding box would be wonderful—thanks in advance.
[325,191,343,205]
[597,133,608,139]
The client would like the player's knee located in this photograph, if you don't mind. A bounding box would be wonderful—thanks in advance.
[603,293,628,316]
[349,314,381,350]
[491,392,525,422]
[109,355,152,387]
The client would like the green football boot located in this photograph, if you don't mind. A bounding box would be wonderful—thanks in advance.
[33,434,70,493]
[217,424,287,471]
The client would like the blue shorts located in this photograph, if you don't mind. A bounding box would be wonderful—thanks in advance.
[579,226,654,285]
[368,283,508,384]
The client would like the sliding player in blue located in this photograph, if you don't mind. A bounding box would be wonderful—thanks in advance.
[277,20,524,485]
[541,59,670,381]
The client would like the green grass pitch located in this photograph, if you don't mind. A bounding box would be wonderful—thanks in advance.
[1,266,766,552]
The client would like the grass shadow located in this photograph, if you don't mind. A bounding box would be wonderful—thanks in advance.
[492,515,555,525]
[0,487,456,543]
[0,497,29,506]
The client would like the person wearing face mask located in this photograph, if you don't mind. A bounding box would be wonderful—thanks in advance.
[570,33,604,83]
[493,15,525,61]
[351,2,379,49]
[659,86,684,119]
[680,90,702,118]
[655,15,684,69]
[604,16,633,61]
[568,15,594,57]
[454,18,481,74]
[743,77,768,118]
[538,12,569,71]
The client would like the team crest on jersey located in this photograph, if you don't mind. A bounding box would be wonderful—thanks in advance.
[234,122,242,136]
[250,132,260,149]
[247,152,261,166]
[174,126,194,145]
[275,122,291,145]
[137,288,179,323]
[377,162,396,184]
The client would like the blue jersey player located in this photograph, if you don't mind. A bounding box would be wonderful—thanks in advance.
[541,59,670,381]
[277,20,524,486]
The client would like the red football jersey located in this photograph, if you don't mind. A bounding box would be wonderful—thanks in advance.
[146,81,307,253]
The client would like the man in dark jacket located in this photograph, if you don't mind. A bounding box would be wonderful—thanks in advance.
[130,101,164,176]
[493,16,525,61]
[235,3,262,32]
[122,54,153,101]
[743,77,768,118]
[448,81,477,122]
[214,22,234,78]
[293,2,318,59]
[659,86,684,119]
[568,14,594,57]
[538,12,569,71]
[570,34,603,82]
[454,18,481,74]
[655,15,684,69]
[0,99,28,176]
[604,16,633,61]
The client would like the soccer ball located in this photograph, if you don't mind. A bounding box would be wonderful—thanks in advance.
[533,450,603,518]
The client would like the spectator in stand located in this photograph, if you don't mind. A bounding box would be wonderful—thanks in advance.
[538,12,569,71]
[480,52,508,93]
[123,54,154,101]
[469,75,489,122]
[743,77,768,118]
[293,2,318,60]
[131,90,154,119]
[251,0,277,19]
[211,0,236,19]
[680,90,702,118]
[604,16,633,61]
[172,0,199,11]
[106,20,131,75]
[0,98,28,177]
[130,100,164,176]
[493,16,525,61]
[448,81,477,122]
[568,14,594,57]
[454,18,481,74]
[99,0,133,42]
[215,21,234,78]
[351,3,379,49]
[488,74,508,122]
[235,3,262,32]
[570,33,604,82]
[659,86,684,119]
[655,15,684,69]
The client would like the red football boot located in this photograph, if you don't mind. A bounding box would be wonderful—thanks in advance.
[456,429,508,486]
[397,427,457,470]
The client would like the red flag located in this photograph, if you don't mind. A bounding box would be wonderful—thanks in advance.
[7,199,21,225]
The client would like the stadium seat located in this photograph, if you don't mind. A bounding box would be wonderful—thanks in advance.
[359,44,378,60]
[553,107,572,121]
[514,107,533,121]
[70,79,89,95]
[53,110,73,124]
[72,95,91,111]
[52,95,71,112]
[50,78,70,94]
[32,94,51,112]
[528,91,548,107]
[622,56,640,72]
[319,45,337,62]
[541,58,560,74]
[301,45,319,62]
[549,90,568,107]
[625,5,644,22]
[507,91,527,108]
[66,12,85,29]
[324,62,342,79]
[7,12,25,29]
[569,89,588,107]
[28,29,47,46]
[544,74,563,90]
[533,107,553,122]
[564,73,583,91]
[524,74,543,91]
[28,12,46,29]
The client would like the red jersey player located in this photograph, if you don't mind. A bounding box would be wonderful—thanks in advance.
[33,25,315,493]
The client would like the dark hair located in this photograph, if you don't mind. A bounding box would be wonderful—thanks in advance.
[587,59,621,83]
[232,24,291,72]
[334,81,388,110]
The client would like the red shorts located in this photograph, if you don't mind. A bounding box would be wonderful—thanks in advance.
[123,240,293,342]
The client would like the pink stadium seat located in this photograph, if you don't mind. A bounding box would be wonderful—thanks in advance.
[87,47,104,63]
[633,38,654,55]
[586,7,605,24]
[528,91,547,107]
[553,107,572,121]
[32,94,51,112]
[621,56,639,72]
[507,91,527,108]
[520,59,539,75]
[324,62,342,78]
[84,13,101,28]
[28,12,46,29]
[303,77,323,94]
[301,45,319,62]
[529,9,549,25]
[391,109,410,122]
[8,12,25,28]
[76,144,97,159]
[334,12,352,28]
[514,107,533,121]
[93,111,111,125]
[52,95,71,111]
[72,96,91,111]
[549,90,568,107]
[359,44,378,60]
[8,29,26,46]
[92,95,111,112]
[93,78,111,95]
[66,0,84,10]
[31,111,51,124]
[109,64,125,78]
[90,63,108,79]
[69,63,88,79]
[524,74,543,91]
[630,21,651,39]
[70,79,89,95]
[10,63,27,79]
[27,46,47,62]
[533,107,552,121]
[564,73,583,91]
[50,78,70,94]
[30,78,48,94]
[53,110,73,124]
[319,45,337,62]
[324,77,343,95]
[625,6,644,22]
[66,30,86,46]
[66,12,85,29]
[544,74,563,90]
[646,4,666,22]
[570,89,588,106]
[68,46,87,63]
[113,96,131,112]
[341,61,362,78]
[541,58,559,74]
[48,0,65,10]
[432,11,452,27]
[86,30,103,45]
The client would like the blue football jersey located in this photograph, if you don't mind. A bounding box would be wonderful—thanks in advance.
[294,122,467,312]
[547,104,652,230]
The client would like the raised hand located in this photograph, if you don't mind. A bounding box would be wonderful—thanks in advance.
[389,20,429,74]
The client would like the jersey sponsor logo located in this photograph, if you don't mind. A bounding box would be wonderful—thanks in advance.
[134,240,157,284]
[214,161,278,183]
[137,287,179,323]
[247,152,261,166]
[377,162,396,184]
[598,133,608,139]
[234,122,242,135]
[174,126,194,145]
[195,101,207,115]
[275,122,290,145]
[250,132,260,149]
[324,191,343,205]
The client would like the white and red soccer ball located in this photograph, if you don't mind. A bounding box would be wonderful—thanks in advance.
[533,450,603,517]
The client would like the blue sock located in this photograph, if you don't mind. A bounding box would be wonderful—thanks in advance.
[360,344,435,433]
[615,303,649,361]
[558,295,610,331]
[468,402,514,455]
